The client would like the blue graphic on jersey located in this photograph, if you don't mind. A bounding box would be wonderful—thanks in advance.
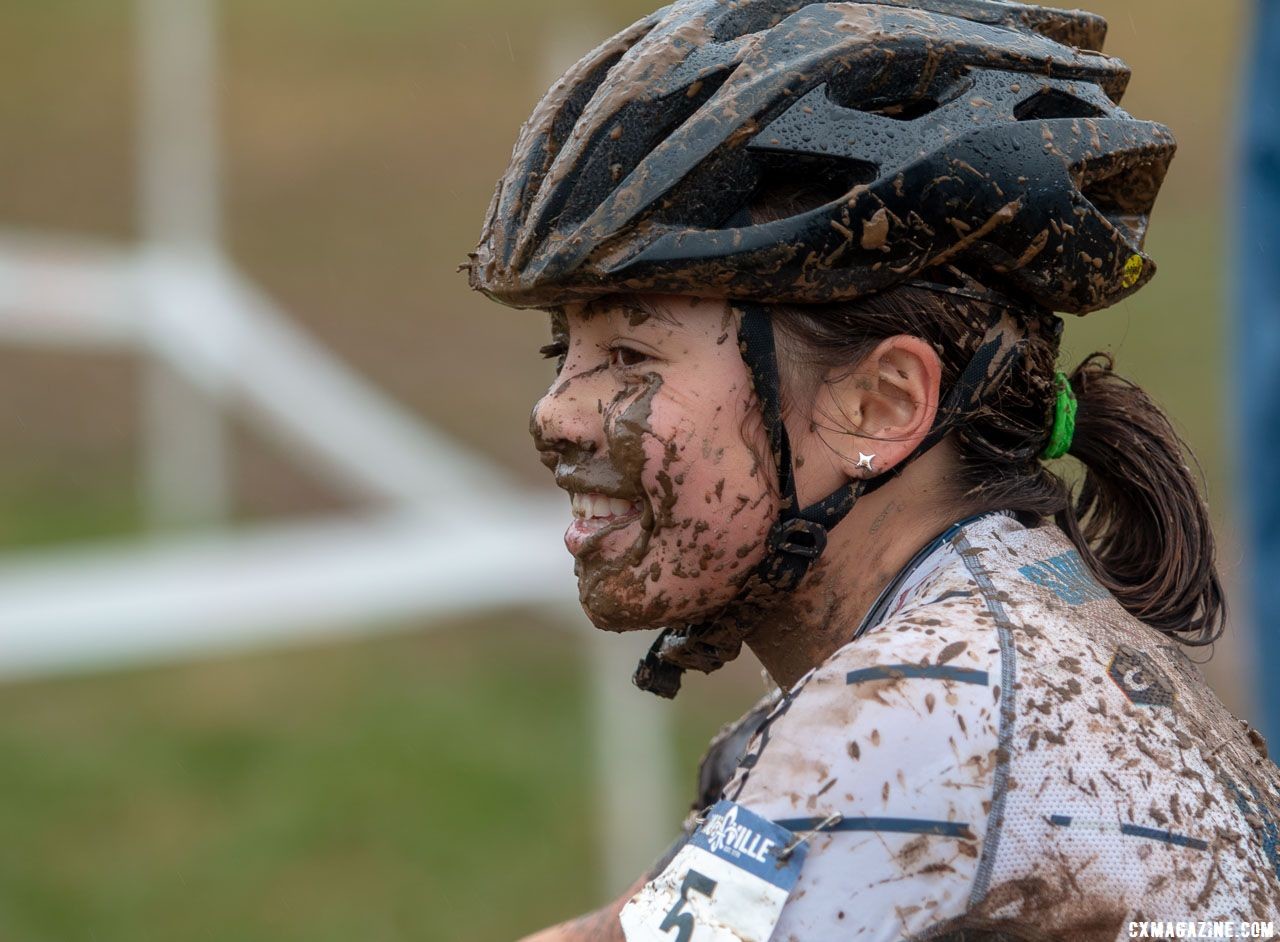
[777,816,975,840]
[1046,814,1207,850]
[1018,550,1108,605]
[1226,779,1280,877]
[1119,823,1208,851]
[690,800,806,891]
[846,664,989,686]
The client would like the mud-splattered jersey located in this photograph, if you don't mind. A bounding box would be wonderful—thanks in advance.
[718,513,1280,940]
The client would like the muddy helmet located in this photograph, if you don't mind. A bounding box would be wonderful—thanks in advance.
[470,0,1176,697]
[469,0,1174,314]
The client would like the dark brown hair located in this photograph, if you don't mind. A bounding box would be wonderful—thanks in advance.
[768,283,1225,646]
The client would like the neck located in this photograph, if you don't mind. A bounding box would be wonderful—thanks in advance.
[744,460,966,689]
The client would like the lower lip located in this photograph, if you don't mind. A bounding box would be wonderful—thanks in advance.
[565,509,642,557]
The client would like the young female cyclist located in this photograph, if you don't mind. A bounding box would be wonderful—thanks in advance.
[468,0,1280,937]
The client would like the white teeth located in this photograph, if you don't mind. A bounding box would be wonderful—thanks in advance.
[569,492,639,520]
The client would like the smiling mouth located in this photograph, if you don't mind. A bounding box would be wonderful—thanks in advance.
[570,492,642,521]
[564,491,644,557]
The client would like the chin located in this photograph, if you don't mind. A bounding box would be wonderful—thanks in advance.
[576,564,668,632]
[570,486,774,631]
[576,561,745,633]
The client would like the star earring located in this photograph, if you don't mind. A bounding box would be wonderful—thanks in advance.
[856,452,876,472]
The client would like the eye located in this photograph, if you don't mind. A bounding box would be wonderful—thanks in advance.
[609,344,650,369]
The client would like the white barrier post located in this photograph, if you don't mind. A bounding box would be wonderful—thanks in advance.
[137,0,230,529]
[580,610,679,896]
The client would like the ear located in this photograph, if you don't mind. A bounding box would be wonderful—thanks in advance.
[811,335,942,478]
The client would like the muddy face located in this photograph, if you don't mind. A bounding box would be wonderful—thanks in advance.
[530,294,777,631]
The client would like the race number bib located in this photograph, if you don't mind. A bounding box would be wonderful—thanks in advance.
[619,801,806,942]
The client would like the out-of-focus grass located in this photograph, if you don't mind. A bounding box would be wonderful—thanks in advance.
[0,620,757,942]
[0,464,137,548]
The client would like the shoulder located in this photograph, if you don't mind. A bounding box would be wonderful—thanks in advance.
[632,517,1222,938]
[726,560,1004,819]
[933,520,1280,920]
[723,515,1146,830]
[723,516,1280,931]
[719,545,1004,936]
[724,516,1020,814]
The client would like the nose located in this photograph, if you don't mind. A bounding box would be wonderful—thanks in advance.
[530,381,600,469]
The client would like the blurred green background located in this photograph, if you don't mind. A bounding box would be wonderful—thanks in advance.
[0,1,1254,939]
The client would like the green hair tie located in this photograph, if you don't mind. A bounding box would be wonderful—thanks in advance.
[1041,371,1077,460]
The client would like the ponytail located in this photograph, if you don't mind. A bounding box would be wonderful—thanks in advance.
[1055,353,1225,645]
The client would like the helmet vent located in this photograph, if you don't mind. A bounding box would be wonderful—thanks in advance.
[710,0,815,43]
[862,96,948,122]
[509,44,635,233]
[550,68,734,234]
[1079,169,1161,246]
[1014,88,1107,122]
[827,69,972,123]
[746,152,879,223]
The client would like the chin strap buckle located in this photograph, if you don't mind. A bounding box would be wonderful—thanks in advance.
[767,518,829,559]
[762,517,831,593]
[633,651,685,699]
[632,519,833,700]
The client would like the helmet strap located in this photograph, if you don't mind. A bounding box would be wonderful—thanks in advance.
[737,302,866,591]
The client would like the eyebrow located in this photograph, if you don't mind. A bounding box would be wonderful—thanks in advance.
[585,294,680,326]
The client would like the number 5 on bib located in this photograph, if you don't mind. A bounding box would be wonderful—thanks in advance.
[619,801,807,942]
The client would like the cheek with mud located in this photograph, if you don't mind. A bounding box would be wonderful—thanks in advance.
[575,372,776,632]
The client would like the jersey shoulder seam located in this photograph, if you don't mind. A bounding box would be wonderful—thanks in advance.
[951,524,1020,909]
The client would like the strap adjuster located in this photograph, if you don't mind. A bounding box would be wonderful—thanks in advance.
[767,518,829,559]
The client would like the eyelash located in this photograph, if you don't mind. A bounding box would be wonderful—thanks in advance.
[608,344,650,369]
[540,342,568,373]
[539,341,651,372]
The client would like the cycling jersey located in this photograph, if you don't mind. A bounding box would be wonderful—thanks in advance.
[710,512,1280,939]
